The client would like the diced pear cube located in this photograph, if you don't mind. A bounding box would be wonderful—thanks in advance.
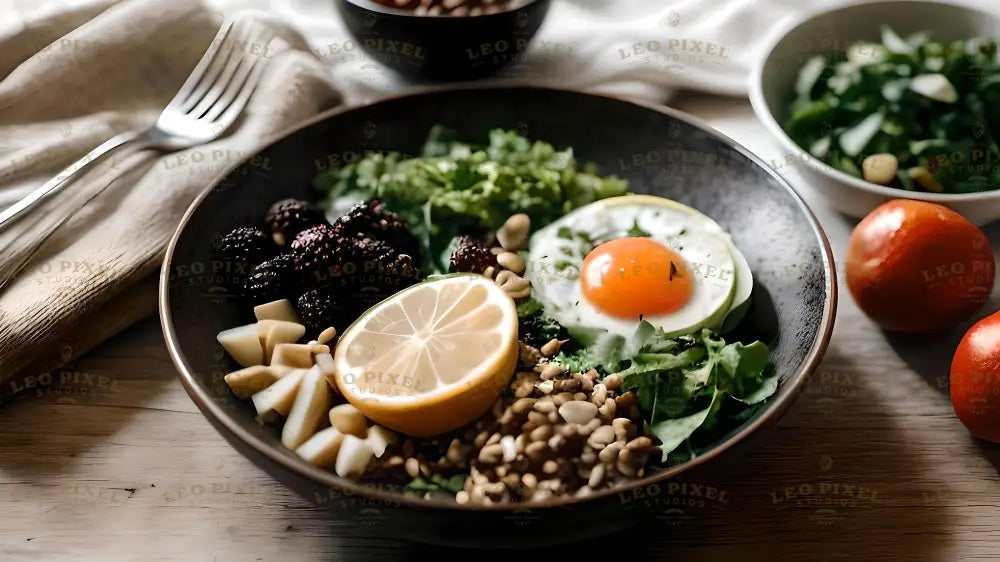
[335,434,373,479]
[224,365,283,399]
[329,403,367,438]
[257,320,306,363]
[254,299,301,323]
[251,369,306,422]
[296,427,345,467]
[365,426,397,458]
[282,366,332,449]
[217,324,264,367]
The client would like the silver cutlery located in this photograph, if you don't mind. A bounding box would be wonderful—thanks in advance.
[0,15,272,290]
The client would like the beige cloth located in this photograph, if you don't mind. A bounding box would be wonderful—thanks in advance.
[0,0,341,399]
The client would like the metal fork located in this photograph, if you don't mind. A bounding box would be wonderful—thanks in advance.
[0,15,271,232]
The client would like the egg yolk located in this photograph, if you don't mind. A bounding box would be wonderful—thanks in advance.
[580,237,693,319]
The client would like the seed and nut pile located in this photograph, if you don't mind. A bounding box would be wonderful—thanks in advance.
[367,339,659,503]
[371,0,522,17]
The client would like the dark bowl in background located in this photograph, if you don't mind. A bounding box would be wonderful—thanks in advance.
[335,0,551,81]
[160,87,837,547]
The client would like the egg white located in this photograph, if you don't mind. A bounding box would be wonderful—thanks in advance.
[525,196,747,339]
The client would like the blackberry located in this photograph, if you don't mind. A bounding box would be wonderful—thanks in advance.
[449,235,496,274]
[297,287,344,335]
[333,200,421,259]
[291,224,407,291]
[264,198,328,246]
[214,226,276,273]
[290,223,343,283]
[244,253,298,305]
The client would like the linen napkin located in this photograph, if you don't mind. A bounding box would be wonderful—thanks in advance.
[0,0,341,400]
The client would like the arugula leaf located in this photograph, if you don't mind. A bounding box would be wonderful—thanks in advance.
[556,322,777,462]
[651,389,719,460]
[735,370,779,405]
[717,340,770,398]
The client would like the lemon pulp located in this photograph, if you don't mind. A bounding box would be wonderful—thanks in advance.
[333,274,519,437]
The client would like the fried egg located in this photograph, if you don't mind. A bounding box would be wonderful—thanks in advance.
[524,195,752,339]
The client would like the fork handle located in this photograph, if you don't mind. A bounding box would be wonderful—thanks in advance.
[0,130,143,232]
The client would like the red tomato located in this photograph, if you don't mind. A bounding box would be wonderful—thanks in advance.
[951,310,1000,443]
[846,200,995,333]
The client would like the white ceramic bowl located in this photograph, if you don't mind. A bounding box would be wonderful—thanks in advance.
[749,0,1000,225]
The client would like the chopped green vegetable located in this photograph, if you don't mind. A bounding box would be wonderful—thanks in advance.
[315,126,628,272]
[784,28,1000,193]
[406,473,467,495]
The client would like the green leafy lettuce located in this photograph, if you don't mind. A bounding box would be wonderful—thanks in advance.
[552,322,777,462]
[314,126,628,272]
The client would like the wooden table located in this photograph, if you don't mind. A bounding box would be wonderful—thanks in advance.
[3,94,1000,561]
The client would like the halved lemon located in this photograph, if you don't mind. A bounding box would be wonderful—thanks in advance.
[332,274,518,437]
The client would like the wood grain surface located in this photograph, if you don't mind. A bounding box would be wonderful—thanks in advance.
[2,95,999,561]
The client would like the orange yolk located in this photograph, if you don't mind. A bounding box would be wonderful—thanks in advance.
[580,237,693,319]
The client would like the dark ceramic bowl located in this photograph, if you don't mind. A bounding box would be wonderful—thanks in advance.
[160,86,836,548]
[335,0,551,80]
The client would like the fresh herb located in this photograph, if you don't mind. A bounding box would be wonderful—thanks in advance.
[315,126,628,272]
[553,322,776,461]
[406,473,467,495]
[517,298,566,348]
[785,27,1000,193]
[626,219,651,238]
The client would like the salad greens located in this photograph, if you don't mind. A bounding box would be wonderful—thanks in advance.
[553,321,776,463]
[314,126,628,272]
[406,473,467,494]
[785,26,1000,193]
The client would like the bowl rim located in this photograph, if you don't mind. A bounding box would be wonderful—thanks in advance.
[339,0,547,19]
[159,84,838,513]
[748,0,1000,202]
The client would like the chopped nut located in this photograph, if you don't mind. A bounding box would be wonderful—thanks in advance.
[511,397,537,414]
[478,443,503,464]
[603,373,623,392]
[588,425,615,448]
[405,457,420,478]
[495,270,531,299]
[540,363,564,380]
[862,153,898,185]
[529,425,553,442]
[497,214,530,251]
[559,400,598,424]
[540,338,563,357]
[612,418,637,442]
[316,326,337,345]
[496,251,527,275]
